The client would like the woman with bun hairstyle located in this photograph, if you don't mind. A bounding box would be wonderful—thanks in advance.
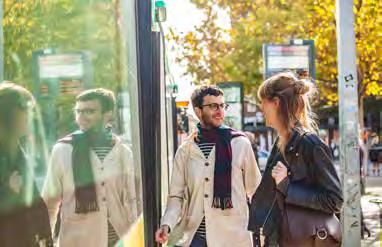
[0,82,53,246]
[248,72,343,246]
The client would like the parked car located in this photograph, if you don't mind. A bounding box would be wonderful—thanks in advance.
[257,150,270,173]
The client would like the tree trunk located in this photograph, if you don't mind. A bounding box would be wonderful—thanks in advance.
[357,64,365,132]
[359,94,364,132]
[114,0,123,133]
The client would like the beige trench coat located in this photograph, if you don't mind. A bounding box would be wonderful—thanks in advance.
[161,134,261,247]
[42,136,138,247]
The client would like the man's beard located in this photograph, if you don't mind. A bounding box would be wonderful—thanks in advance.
[83,122,104,134]
[201,112,221,129]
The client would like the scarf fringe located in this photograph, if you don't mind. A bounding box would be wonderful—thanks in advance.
[212,197,233,210]
[75,200,99,214]
[71,131,101,214]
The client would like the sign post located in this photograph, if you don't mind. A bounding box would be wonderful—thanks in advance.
[263,41,315,80]
[32,50,92,145]
[217,82,244,131]
[336,0,361,245]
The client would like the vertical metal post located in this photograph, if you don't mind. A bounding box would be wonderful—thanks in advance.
[336,0,361,246]
[0,0,4,81]
[136,0,162,246]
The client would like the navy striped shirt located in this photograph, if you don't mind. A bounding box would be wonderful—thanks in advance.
[92,146,112,162]
[92,146,119,246]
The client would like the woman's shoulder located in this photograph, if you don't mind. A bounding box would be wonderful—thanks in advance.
[302,132,324,145]
[299,131,331,155]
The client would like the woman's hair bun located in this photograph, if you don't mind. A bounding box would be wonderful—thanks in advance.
[294,79,311,95]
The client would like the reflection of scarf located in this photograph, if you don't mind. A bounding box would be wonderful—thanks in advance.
[196,123,244,210]
[60,129,112,214]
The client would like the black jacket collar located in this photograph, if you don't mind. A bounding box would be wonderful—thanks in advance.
[285,126,307,154]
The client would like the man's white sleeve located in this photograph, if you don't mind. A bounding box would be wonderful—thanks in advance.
[121,144,138,225]
[243,139,261,200]
[41,144,64,234]
[160,144,188,230]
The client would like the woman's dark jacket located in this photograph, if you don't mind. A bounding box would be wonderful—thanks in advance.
[248,127,343,244]
[0,147,53,247]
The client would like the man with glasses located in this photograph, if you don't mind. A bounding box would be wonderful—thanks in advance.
[42,88,137,247]
[155,85,261,247]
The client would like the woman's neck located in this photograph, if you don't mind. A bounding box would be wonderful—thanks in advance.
[276,125,290,140]
[275,124,293,154]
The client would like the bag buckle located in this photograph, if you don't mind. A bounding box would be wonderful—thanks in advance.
[316,228,328,240]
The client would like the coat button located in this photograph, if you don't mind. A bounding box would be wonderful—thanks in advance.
[205,178,209,182]
[288,171,292,176]
[101,182,105,186]
[102,197,106,202]
[295,153,299,157]
[205,162,210,166]
[204,194,208,198]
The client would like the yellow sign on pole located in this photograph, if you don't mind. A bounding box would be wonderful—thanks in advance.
[120,214,145,247]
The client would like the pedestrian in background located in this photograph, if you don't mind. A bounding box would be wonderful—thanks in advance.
[248,72,343,246]
[0,82,53,246]
[245,131,259,167]
[369,135,381,176]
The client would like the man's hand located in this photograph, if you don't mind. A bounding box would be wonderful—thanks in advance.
[155,225,170,244]
[271,161,288,185]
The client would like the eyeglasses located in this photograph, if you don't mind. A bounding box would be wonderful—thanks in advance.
[73,108,100,115]
[201,103,229,111]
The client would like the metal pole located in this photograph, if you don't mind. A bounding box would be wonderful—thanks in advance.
[137,0,162,245]
[336,0,361,246]
[0,0,4,81]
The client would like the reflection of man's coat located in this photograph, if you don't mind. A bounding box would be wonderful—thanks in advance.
[161,134,261,247]
[42,136,137,247]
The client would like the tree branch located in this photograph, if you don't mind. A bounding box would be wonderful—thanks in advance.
[356,0,363,12]
[317,78,338,85]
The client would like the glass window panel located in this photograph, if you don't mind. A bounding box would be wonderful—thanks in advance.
[2,0,143,246]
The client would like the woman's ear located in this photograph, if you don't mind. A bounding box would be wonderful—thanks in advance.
[273,97,280,108]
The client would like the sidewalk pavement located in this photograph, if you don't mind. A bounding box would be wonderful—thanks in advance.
[361,176,382,247]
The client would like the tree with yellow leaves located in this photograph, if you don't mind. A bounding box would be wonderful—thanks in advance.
[173,0,382,127]
[3,0,124,89]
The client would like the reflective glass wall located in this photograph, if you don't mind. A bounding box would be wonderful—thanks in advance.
[1,0,144,245]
